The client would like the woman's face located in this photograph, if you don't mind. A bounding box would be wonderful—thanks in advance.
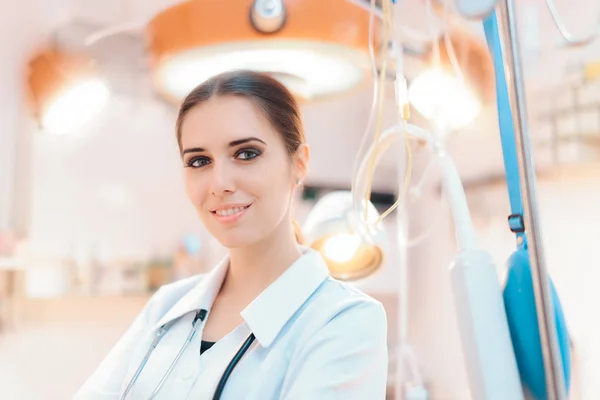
[180,95,308,249]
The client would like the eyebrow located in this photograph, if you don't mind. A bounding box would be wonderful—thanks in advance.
[181,137,267,155]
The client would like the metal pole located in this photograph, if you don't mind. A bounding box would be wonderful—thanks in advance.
[497,1,567,399]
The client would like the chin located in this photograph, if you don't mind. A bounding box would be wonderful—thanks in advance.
[212,229,261,250]
[201,210,282,249]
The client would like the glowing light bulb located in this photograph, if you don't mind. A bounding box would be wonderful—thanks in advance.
[42,79,109,135]
[322,233,361,263]
[408,68,481,130]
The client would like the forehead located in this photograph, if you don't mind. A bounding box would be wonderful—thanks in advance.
[180,95,278,149]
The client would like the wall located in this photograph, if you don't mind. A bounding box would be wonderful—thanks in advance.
[0,0,69,233]
[28,96,203,261]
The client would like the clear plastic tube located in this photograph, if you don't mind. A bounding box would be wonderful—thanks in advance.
[545,0,600,46]
[351,0,411,233]
[441,0,466,82]
[353,123,478,251]
[350,0,381,224]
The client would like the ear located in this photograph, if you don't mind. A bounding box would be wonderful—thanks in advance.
[293,143,310,185]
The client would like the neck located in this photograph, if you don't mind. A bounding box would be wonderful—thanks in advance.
[223,220,302,300]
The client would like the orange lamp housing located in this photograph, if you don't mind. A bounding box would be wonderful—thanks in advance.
[146,0,378,103]
[27,50,109,134]
[431,30,495,105]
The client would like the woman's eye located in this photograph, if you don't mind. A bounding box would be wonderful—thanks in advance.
[188,157,210,168]
[236,149,260,161]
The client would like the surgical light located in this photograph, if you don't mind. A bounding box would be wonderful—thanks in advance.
[41,79,109,135]
[27,50,109,135]
[322,233,361,263]
[146,0,374,103]
[408,29,493,130]
[302,191,388,281]
[409,67,481,130]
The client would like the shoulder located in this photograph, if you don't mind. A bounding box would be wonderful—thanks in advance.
[281,276,388,393]
[299,248,386,327]
[295,276,387,342]
[293,249,387,335]
[319,277,387,327]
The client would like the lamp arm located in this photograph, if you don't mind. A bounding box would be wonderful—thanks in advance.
[405,125,478,251]
[435,149,478,251]
[356,123,478,251]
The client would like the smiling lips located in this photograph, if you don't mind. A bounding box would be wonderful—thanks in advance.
[210,204,252,224]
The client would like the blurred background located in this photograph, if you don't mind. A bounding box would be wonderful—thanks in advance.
[0,0,599,399]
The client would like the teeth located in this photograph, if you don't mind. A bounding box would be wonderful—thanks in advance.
[216,206,246,216]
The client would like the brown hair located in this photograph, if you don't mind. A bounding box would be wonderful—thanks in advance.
[176,70,304,155]
[176,70,306,244]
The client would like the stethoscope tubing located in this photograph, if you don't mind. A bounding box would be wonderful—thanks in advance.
[212,333,256,400]
[120,309,254,400]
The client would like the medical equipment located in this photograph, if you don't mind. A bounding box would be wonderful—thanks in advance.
[484,9,571,400]
[302,191,388,280]
[355,122,524,400]
[347,3,423,397]
[351,0,413,241]
[419,1,573,397]
[545,0,600,47]
[349,1,484,397]
[347,0,575,398]
[213,333,256,399]
[250,0,287,34]
[453,0,600,47]
[120,309,255,400]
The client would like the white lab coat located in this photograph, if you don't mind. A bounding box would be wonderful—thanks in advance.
[74,248,388,399]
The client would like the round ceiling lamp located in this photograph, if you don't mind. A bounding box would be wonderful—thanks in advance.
[146,0,375,103]
[27,50,109,135]
[302,191,388,281]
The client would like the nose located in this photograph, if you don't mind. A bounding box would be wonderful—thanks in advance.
[208,161,236,196]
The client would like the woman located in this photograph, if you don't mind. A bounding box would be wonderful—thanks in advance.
[75,70,388,399]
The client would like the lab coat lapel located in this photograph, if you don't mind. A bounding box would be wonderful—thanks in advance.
[153,256,229,330]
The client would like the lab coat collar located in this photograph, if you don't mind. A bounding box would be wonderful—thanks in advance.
[241,248,329,347]
[153,256,229,330]
[153,248,330,348]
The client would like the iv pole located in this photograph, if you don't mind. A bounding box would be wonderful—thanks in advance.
[496,0,567,399]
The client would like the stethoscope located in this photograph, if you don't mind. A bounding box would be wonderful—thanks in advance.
[120,309,256,400]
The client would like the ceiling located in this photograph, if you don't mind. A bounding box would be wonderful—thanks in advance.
[5,0,600,208]
[55,0,508,192]
[0,0,598,265]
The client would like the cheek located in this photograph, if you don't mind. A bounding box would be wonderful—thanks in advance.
[184,170,206,206]
[252,159,293,208]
